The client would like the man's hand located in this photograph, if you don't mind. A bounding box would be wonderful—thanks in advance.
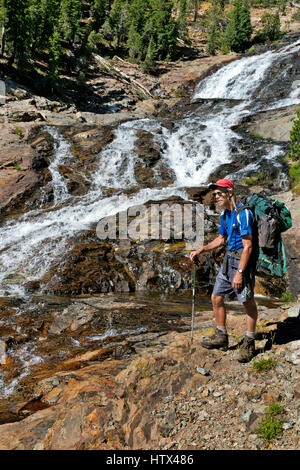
[190,249,202,264]
[232,271,243,290]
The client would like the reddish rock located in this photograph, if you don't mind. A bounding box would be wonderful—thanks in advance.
[0,123,51,214]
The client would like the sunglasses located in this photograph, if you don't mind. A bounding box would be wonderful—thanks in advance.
[213,191,226,198]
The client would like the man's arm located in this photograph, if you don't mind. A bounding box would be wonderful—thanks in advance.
[190,234,227,263]
[232,235,252,289]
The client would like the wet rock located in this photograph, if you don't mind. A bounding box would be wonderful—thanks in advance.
[8,111,45,122]
[243,105,298,142]
[48,303,98,335]
[0,123,51,214]
[0,340,7,365]
[61,125,115,165]
[133,129,174,188]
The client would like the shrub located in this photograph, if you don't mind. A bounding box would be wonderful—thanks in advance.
[288,105,300,162]
[255,402,284,444]
[253,357,277,372]
[289,160,300,186]
[281,290,296,303]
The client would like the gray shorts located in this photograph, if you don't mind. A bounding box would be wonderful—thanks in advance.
[212,255,255,303]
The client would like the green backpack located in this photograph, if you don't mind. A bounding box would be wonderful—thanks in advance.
[238,193,292,278]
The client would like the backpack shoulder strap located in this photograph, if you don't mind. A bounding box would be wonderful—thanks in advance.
[236,204,251,215]
[236,204,252,226]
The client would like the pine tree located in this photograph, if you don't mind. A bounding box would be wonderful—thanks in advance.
[224,0,252,53]
[47,27,62,93]
[148,0,177,60]
[239,0,252,45]
[59,0,82,45]
[142,35,156,71]
[127,0,149,58]
[260,11,281,42]
[107,0,129,48]
[29,0,60,53]
[189,0,200,22]
[207,21,217,55]
[127,22,144,58]
[91,0,110,31]
[177,0,188,40]
[4,0,32,67]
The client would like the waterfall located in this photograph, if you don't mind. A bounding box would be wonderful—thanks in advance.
[0,39,299,297]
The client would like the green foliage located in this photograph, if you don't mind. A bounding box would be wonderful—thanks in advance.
[289,160,300,186]
[253,357,277,372]
[207,21,218,55]
[87,30,103,52]
[46,28,62,92]
[14,163,23,170]
[177,0,188,40]
[148,0,178,60]
[288,105,300,162]
[28,0,60,51]
[126,0,177,63]
[14,125,23,138]
[3,0,32,67]
[198,3,228,55]
[59,0,82,44]
[224,0,252,53]
[0,0,179,89]
[252,0,287,13]
[107,0,130,48]
[0,0,6,27]
[255,402,284,444]
[288,107,300,191]
[141,35,157,72]
[254,11,282,44]
[281,290,296,303]
[91,0,110,31]
[244,172,263,186]
[292,9,300,21]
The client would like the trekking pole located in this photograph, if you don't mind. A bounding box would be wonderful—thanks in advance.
[190,259,197,345]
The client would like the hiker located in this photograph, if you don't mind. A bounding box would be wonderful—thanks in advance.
[190,178,258,363]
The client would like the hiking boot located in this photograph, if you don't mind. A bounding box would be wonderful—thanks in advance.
[200,328,228,351]
[236,336,255,363]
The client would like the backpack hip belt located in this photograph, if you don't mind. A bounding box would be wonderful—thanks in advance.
[222,247,243,275]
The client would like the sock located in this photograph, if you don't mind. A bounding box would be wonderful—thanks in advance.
[216,326,227,334]
[246,331,255,340]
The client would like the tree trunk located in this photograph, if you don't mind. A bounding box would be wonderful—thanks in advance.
[1,26,5,56]
[8,39,16,66]
[94,54,153,98]
[193,0,199,22]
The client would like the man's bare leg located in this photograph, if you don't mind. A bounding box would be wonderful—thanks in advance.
[243,299,258,334]
[200,294,228,350]
[211,294,227,329]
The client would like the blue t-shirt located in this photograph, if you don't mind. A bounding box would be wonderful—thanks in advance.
[219,203,254,251]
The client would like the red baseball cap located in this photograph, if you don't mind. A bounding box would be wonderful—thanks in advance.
[209,178,234,191]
